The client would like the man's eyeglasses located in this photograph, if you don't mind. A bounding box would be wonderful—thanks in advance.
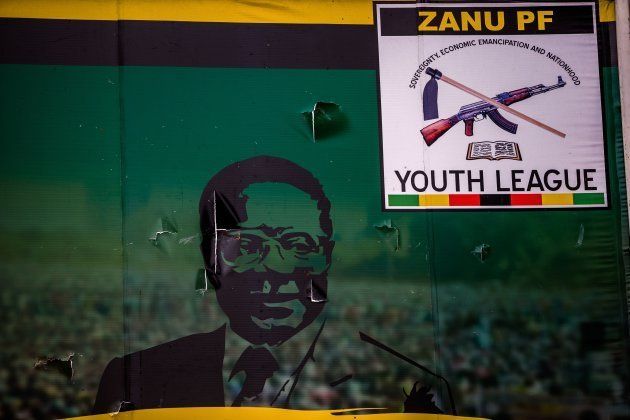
[217,228,331,273]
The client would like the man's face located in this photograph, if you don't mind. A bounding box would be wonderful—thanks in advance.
[215,182,332,346]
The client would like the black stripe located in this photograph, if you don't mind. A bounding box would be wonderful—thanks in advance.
[0,18,377,69]
[0,18,119,66]
[480,194,511,206]
[0,18,617,69]
[598,21,617,67]
[380,5,595,36]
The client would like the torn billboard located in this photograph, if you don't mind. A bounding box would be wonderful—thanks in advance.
[0,0,627,419]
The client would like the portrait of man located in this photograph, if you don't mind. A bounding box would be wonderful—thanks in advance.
[92,156,335,413]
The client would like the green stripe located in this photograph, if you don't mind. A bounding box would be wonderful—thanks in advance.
[572,193,605,205]
[388,195,418,206]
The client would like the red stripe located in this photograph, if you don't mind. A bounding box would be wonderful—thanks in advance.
[510,194,542,205]
[449,194,480,206]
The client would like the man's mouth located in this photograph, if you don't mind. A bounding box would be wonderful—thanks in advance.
[251,299,306,330]
[255,305,294,319]
[249,292,304,303]
[251,317,277,330]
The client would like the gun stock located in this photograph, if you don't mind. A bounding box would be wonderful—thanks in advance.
[421,117,459,146]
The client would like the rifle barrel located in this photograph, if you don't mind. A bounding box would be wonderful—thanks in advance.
[443,73,566,138]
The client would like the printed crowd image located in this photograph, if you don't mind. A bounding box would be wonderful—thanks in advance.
[0,1,628,420]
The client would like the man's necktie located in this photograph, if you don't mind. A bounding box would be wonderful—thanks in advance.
[229,346,279,406]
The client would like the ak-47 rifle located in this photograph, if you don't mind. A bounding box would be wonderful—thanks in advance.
[421,75,566,146]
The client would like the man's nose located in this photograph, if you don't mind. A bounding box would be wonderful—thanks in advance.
[253,243,293,274]
[260,279,299,294]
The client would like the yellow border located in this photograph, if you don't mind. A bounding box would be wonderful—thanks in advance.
[598,0,615,22]
[0,0,615,24]
[65,407,486,420]
[0,0,373,24]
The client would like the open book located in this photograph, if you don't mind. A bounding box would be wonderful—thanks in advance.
[466,141,522,161]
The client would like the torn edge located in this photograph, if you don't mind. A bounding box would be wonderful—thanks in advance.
[195,268,209,295]
[33,353,74,380]
[311,102,317,142]
[575,223,585,248]
[108,401,134,417]
[148,215,179,245]
[373,219,401,251]
[471,243,491,262]
[148,230,175,244]
[302,101,342,142]
[309,279,328,302]
[213,190,218,274]
[213,190,231,274]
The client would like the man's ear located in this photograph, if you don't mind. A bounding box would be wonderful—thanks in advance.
[325,239,335,266]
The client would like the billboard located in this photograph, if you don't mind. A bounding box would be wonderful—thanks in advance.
[0,1,627,419]
[377,2,608,210]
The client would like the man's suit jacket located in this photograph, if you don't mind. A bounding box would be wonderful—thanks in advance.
[93,325,227,414]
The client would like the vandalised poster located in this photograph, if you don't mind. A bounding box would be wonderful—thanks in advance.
[377,2,608,209]
[0,0,627,420]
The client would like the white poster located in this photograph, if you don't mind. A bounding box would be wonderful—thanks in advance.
[376,1,608,210]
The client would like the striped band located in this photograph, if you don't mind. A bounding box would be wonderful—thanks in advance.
[388,193,606,207]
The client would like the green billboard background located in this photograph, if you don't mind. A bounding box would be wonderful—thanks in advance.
[0,57,627,418]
